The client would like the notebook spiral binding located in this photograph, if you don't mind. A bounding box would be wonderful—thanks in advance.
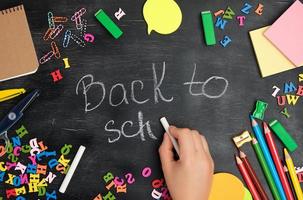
[1,5,23,15]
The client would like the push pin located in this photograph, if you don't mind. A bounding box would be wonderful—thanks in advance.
[114,8,126,20]
[233,131,252,148]
[281,107,290,118]
[63,58,70,69]
[252,100,268,120]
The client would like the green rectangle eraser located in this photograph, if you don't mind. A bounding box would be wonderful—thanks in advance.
[269,119,298,152]
[201,11,216,46]
[95,9,123,39]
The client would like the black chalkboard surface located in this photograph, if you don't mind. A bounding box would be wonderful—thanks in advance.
[1,0,303,199]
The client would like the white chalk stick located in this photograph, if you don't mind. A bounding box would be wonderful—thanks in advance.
[160,117,180,156]
[59,145,86,193]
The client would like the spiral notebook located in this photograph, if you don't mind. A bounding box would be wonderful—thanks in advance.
[0,5,39,82]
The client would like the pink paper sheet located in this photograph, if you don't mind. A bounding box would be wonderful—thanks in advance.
[264,0,303,66]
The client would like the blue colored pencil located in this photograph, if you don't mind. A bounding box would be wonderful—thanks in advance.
[250,116,287,200]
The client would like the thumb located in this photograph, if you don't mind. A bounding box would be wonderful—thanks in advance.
[159,133,175,172]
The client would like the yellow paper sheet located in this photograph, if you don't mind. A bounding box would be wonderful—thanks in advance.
[209,173,245,200]
[249,26,302,78]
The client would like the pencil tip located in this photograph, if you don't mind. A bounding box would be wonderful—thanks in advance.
[235,155,242,163]
[239,151,245,157]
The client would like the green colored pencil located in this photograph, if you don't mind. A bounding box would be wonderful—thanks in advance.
[252,137,281,200]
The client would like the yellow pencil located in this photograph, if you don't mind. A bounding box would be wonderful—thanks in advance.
[284,148,303,200]
[0,89,26,102]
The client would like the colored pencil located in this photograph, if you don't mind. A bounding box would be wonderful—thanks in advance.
[284,149,303,200]
[240,151,269,200]
[284,165,297,200]
[264,122,294,200]
[252,137,281,200]
[250,116,286,200]
[236,155,261,200]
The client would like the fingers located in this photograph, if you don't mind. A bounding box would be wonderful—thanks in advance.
[169,126,196,158]
[191,130,204,152]
[159,133,175,170]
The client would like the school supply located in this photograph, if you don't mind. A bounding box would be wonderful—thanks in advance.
[236,155,261,200]
[251,137,281,200]
[284,149,303,200]
[264,0,303,66]
[244,187,253,200]
[240,151,269,200]
[0,5,39,82]
[160,117,180,156]
[264,122,294,200]
[201,11,216,46]
[59,145,86,193]
[250,116,286,200]
[284,165,297,198]
[0,89,39,149]
[269,120,298,152]
[249,26,297,78]
[209,173,246,200]
[252,100,268,120]
[95,9,123,39]
[233,131,252,148]
[0,89,26,102]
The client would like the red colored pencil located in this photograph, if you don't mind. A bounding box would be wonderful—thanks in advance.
[264,122,294,200]
[240,151,269,200]
[236,155,261,200]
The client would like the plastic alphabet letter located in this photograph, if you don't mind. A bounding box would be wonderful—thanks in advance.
[106,180,116,190]
[0,162,7,171]
[38,141,48,152]
[21,145,31,154]
[116,184,127,193]
[28,155,37,165]
[50,69,63,82]
[38,186,46,196]
[0,171,5,182]
[237,16,245,26]
[151,189,162,199]
[26,164,37,174]
[15,186,26,195]
[37,178,48,187]
[15,162,26,174]
[142,167,152,178]
[58,155,70,167]
[152,179,164,189]
[94,194,102,200]
[223,6,235,20]
[220,35,232,47]
[299,74,303,82]
[84,33,95,43]
[286,95,300,105]
[13,146,21,156]
[36,151,56,161]
[103,191,116,200]
[6,162,16,170]
[255,3,264,15]
[281,108,290,118]
[48,159,58,169]
[296,85,303,96]
[16,125,28,138]
[214,10,224,17]
[20,174,28,184]
[36,164,47,175]
[28,182,38,193]
[103,172,114,183]
[16,196,26,200]
[284,82,297,93]
[297,172,303,183]
[215,17,227,30]
[12,136,21,147]
[241,3,252,14]
[114,8,126,20]
[114,177,125,186]
[6,189,16,199]
[45,172,56,183]
[277,96,286,106]
[0,146,5,157]
[30,174,40,183]
[125,173,135,184]
[46,190,57,200]
[13,176,21,186]
[272,86,281,97]
[63,58,70,69]
[60,144,72,155]
[5,173,15,185]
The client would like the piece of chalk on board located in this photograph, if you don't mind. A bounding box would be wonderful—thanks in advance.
[59,145,86,193]
[160,117,180,156]
[95,9,123,39]
[201,11,216,46]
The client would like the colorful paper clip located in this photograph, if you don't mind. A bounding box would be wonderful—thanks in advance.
[50,24,64,40]
[51,41,61,59]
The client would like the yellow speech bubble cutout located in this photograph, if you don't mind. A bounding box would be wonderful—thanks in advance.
[143,0,182,35]
[208,173,246,200]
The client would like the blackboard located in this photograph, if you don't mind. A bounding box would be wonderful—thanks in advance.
[0,0,303,199]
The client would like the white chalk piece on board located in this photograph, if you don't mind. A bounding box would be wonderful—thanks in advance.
[160,117,180,156]
[59,145,86,193]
